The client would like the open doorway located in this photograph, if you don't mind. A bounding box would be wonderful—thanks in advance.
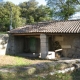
[24,36,40,57]
[48,36,63,59]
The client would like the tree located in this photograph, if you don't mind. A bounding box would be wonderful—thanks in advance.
[34,5,53,22]
[19,0,53,23]
[19,0,38,23]
[4,2,26,28]
[0,3,9,31]
[46,0,80,20]
[0,2,26,31]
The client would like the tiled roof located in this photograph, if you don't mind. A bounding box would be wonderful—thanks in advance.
[9,20,80,34]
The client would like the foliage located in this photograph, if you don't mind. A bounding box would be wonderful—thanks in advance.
[19,0,53,23]
[0,2,26,31]
[0,32,7,34]
[46,0,80,20]
[34,5,53,22]
[0,0,53,31]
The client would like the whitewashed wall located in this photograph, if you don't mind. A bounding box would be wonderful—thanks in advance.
[0,34,9,55]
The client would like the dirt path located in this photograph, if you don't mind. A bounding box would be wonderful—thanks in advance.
[0,55,52,66]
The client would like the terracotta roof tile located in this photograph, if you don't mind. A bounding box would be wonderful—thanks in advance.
[9,20,80,34]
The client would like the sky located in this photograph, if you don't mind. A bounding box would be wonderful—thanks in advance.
[4,0,46,5]
[72,12,80,19]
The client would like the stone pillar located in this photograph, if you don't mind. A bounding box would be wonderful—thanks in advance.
[40,34,48,59]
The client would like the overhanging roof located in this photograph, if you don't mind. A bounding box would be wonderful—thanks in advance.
[9,20,80,34]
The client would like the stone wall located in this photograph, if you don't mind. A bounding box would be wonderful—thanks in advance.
[54,35,80,58]
[0,34,9,55]
[7,35,40,55]
[6,35,24,55]
[69,37,80,58]
[6,34,15,54]
[14,36,24,54]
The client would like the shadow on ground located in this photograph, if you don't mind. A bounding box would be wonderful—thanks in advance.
[0,69,80,80]
[0,54,80,80]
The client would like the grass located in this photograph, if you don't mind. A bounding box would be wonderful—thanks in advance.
[0,70,80,80]
[0,32,7,34]
[0,55,52,68]
[0,55,80,80]
[14,56,31,66]
[0,55,31,68]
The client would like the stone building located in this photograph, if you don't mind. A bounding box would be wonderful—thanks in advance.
[7,20,80,59]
